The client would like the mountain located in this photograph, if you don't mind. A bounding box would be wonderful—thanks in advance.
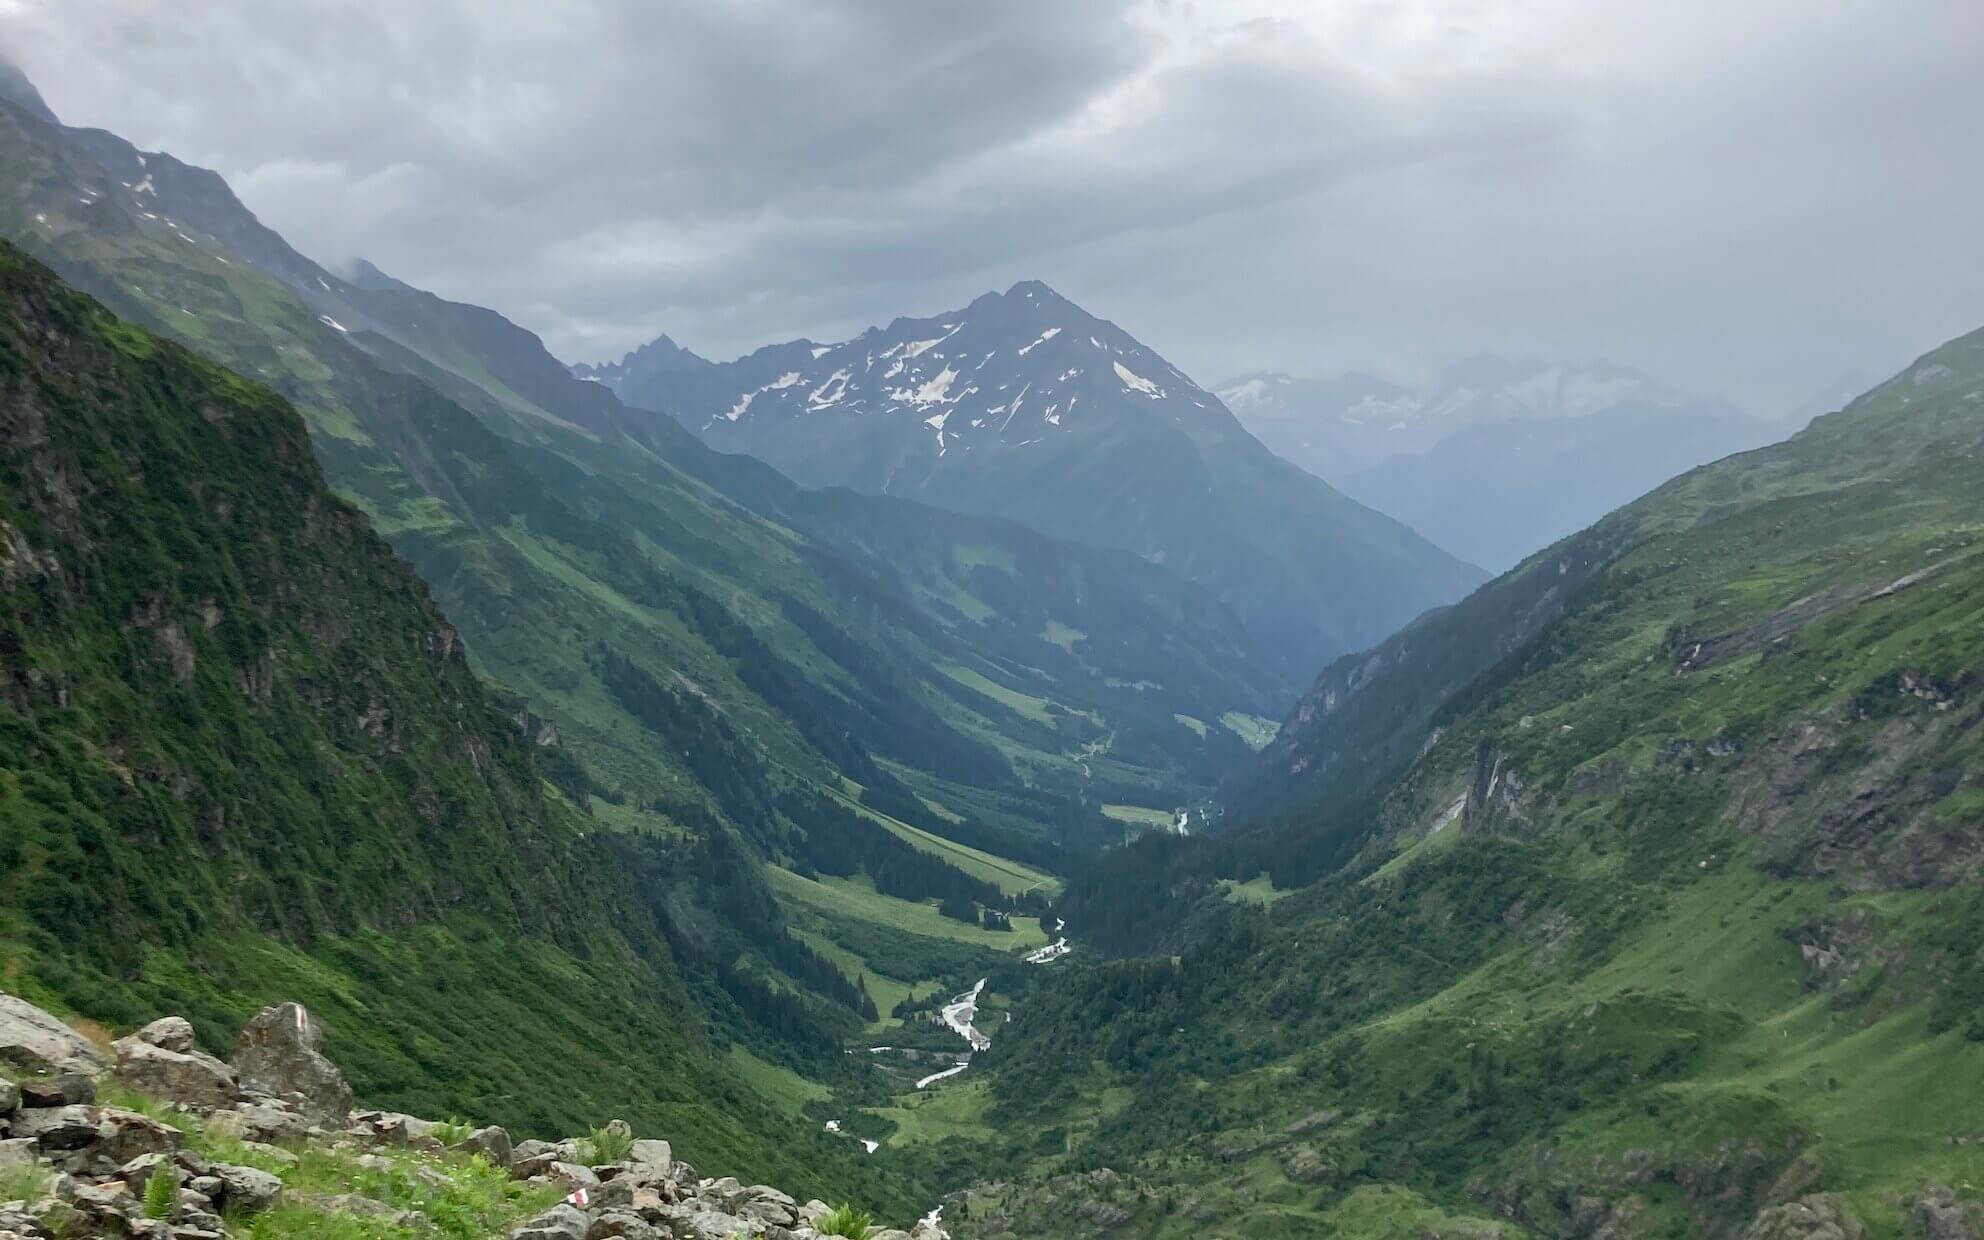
[572,331,711,387]
[0,241,907,1206]
[0,73,1312,1209]
[1220,358,1786,571]
[0,85,1299,835]
[1215,369,1435,478]
[951,325,1984,1235]
[588,287,1485,679]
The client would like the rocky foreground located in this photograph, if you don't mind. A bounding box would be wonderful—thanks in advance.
[0,993,940,1240]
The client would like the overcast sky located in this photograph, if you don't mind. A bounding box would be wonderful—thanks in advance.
[5,0,1981,411]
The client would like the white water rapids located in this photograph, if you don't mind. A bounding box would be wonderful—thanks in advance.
[914,978,990,1088]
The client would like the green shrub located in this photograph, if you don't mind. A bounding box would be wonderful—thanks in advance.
[816,1203,877,1238]
[578,1123,634,1166]
[430,1118,475,1146]
[143,1165,180,1220]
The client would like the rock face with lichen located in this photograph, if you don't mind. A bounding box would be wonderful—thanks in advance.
[228,1003,351,1124]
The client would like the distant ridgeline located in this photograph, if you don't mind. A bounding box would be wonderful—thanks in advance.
[944,328,1984,1236]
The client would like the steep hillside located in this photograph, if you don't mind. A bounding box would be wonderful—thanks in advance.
[931,328,1984,1236]
[0,243,928,1210]
[1221,358,1785,571]
[592,285,1484,678]
[1225,341,1978,830]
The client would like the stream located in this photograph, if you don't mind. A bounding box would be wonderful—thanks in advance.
[914,978,991,1088]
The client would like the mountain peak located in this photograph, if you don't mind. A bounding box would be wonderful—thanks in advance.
[1002,277,1070,303]
[343,258,415,294]
[0,59,59,128]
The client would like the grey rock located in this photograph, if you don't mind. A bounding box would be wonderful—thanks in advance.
[0,1078,17,1116]
[547,1161,600,1191]
[679,1208,760,1239]
[209,1163,282,1214]
[736,1186,799,1227]
[627,1138,671,1176]
[0,1136,35,1168]
[0,994,111,1076]
[11,1105,99,1150]
[308,1192,423,1227]
[131,1019,197,1055]
[512,1203,589,1240]
[585,1209,662,1240]
[112,1038,239,1110]
[229,1004,351,1124]
[1743,1194,1865,1239]
[703,1176,747,1209]
[222,1101,308,1145]
[18,1075,92,1108]
[94,1108,183,1164]
[1914,1188,1979,1240]
[67,1180,136,1218]
[453,1124,513,1169]
[118,1153,174,1196]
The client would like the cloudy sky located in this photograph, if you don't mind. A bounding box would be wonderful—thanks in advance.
[5,0,1981,411]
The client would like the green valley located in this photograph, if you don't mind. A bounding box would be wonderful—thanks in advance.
[932,328,1984,1236]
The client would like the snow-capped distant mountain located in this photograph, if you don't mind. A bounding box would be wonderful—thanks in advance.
[1216,357,1787,572]
[584,281,1485,679]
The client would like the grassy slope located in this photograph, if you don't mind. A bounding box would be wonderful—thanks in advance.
[0,244,917,1210]
[942,333,1984,1236]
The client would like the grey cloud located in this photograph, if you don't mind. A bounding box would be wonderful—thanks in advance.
[4,0,1982,412]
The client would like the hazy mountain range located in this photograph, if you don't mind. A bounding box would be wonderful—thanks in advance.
[1218,358,1810,570]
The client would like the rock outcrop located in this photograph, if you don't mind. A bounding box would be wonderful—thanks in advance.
[228,1002,352,1123]
[113,1022,239,1110]
[0,994,112,1076]
[0,992,942,1240]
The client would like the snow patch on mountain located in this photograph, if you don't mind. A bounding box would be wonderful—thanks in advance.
[1114,360,1162,397]
[1018,326,1061,356]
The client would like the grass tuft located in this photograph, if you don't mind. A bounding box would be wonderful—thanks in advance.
[816,1203,877,1238]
